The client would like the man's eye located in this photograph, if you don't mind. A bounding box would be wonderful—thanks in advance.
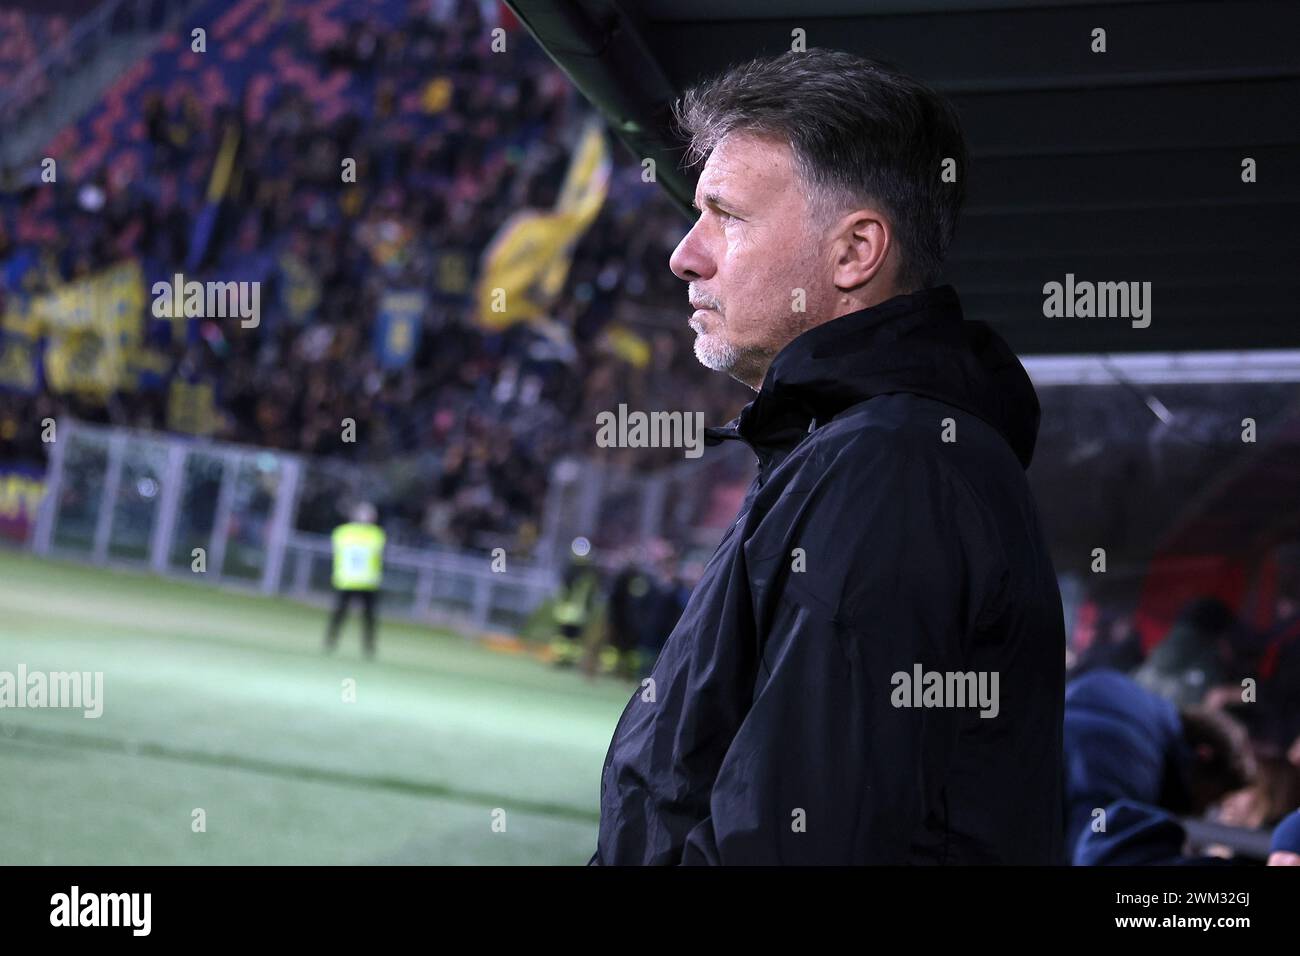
[715,209,737,223]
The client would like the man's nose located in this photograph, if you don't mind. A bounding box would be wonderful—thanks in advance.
[669,224,714,282]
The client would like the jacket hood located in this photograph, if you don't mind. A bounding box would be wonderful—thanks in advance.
[707,285,1041,470]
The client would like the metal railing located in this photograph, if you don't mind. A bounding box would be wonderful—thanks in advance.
[27,419,559,635]
[281,533,556,633]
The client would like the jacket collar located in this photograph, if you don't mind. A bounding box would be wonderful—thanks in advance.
[705,285,1041,475]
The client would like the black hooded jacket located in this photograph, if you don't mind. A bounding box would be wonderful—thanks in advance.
[591,285,1065,865]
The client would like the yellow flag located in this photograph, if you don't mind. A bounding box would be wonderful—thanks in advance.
[475,118,610,330]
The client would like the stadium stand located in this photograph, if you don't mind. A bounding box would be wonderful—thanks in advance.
[0,0,751,555]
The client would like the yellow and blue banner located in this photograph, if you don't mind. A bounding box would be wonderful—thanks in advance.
[0,261,159,396]
[35,261,146,396]
[374,290,426,370]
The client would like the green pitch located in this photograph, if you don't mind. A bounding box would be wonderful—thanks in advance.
[0,548,631,865]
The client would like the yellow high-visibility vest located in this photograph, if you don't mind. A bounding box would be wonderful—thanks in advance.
[554,572,596,626]
[331,522,386,590]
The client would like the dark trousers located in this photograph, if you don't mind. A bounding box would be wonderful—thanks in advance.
[325,588,378,657]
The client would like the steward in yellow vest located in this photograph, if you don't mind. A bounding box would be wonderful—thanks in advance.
[324,503,385,659]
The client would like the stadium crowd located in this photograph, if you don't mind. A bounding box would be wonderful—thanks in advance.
[0,0,749,556]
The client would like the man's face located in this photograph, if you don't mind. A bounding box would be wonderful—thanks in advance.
[669,132,833,389]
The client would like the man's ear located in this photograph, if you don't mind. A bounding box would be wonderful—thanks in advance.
[830,208,892,291]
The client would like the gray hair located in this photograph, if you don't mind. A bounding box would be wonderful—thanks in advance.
[672,48,968,291]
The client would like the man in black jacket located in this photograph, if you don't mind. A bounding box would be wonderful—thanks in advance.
[592,49,1065,864]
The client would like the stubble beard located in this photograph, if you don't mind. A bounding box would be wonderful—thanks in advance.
[692,307,820,391]
[689,316,739,372]
[690,313,766,389]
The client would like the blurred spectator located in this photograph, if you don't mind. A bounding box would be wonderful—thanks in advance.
[1134,597,1236,707]
[1074,799,1253,867]
[1063,668,1254,865]
[1071,610,1144,677]
[597,559,654,680]
[587,541,688,680]
[1269,809,1300,865]
[547,553,601,667]
[1214,753,1300,834]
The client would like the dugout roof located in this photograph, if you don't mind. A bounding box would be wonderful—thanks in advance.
[506,0,1300,355]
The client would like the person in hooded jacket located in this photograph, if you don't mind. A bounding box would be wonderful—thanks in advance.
[1072,799,1258,866]
[591,49,1066,865]
[1062,668,1254,865]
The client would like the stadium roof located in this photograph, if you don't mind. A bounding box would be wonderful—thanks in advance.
[506,0,1300,355]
